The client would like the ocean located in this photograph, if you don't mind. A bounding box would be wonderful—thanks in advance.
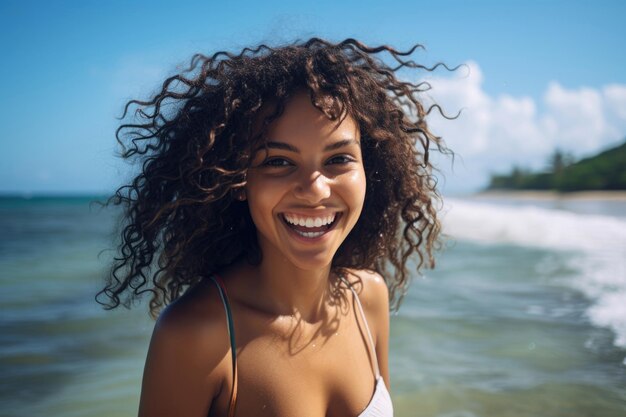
[1,194,625,416]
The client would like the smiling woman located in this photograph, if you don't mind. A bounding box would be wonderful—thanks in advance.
[95,38,455,417]
[245,91,366,272]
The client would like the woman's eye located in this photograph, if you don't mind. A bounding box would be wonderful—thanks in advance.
[262,158,292,167]
[327,155,355,164]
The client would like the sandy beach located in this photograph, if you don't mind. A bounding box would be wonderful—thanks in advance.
[468,190,626,201]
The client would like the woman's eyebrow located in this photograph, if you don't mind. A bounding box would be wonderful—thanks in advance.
[324,139,360,151]
[261,141,299,153]
[257,139,360,153]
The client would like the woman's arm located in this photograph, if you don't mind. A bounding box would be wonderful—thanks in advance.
[138,294,228,417]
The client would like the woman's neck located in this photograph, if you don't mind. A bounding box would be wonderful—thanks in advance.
[232,257,334,323]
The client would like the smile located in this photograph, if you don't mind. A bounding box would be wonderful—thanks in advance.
[279,212,343,240]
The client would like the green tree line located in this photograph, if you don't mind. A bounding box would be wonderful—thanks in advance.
[486,138,626,191]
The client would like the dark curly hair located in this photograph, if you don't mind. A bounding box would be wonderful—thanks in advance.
[95,37,457,319]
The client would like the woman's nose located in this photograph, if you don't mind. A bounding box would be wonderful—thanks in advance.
[293,170,331,203]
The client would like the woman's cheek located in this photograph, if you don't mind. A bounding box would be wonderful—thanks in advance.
[343,168,367,223]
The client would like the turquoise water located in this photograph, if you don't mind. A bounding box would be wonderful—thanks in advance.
[1,195,625,416]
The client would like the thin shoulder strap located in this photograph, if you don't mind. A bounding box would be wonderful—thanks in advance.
[207,273,238,417]
[339,275,381,378]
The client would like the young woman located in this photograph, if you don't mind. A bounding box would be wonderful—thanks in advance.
[97,37,453,417]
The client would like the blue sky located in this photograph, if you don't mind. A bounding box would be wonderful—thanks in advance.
[1,0,625,195]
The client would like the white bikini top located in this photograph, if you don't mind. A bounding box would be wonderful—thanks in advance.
[209,273,393,417]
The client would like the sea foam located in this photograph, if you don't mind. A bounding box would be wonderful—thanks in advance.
[440,198,626,352]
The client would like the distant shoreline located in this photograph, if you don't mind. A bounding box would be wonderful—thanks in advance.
[468,190,626,201]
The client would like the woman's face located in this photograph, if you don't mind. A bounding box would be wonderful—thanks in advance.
[245,92,366,271]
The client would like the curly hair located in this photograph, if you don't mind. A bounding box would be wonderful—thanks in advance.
[95,37,457,319]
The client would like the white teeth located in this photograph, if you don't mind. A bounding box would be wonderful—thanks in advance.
[293,230,325,238]
[283,213,336,228]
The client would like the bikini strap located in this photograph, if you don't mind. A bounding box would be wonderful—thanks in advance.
[207,273,238,417]
[339,275,381,378]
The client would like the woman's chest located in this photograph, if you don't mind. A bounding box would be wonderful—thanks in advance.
[213,310,378,417]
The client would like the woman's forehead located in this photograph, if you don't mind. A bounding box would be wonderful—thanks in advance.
[251,91,359,142]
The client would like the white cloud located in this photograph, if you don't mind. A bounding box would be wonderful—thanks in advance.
[542,82,607,152]
[603,84,626,126]
[421,61,626,194]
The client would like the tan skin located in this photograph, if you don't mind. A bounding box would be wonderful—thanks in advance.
[138,91,391,417]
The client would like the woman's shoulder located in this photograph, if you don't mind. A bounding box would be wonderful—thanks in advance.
[152,275,232,356]
[341,268,389,315]
[143,281,230,380]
